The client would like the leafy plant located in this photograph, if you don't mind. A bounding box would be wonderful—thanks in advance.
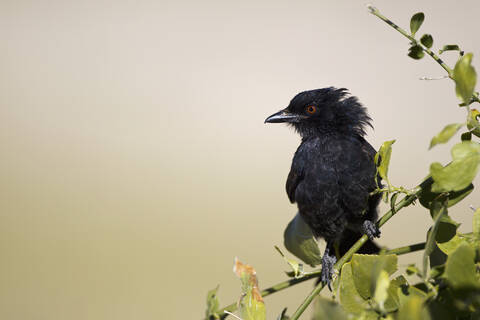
[205,6,480,320]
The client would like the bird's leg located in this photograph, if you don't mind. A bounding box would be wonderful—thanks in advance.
[333,242,341,259]
[320,241,337,289]
[362,220,380,239]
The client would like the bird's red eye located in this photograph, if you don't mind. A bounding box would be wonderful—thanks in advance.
[306,105,316,114]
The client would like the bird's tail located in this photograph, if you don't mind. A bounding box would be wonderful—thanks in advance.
[337,228,381,256]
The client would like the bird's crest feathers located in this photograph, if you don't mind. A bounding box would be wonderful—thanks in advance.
[286,87,372,137]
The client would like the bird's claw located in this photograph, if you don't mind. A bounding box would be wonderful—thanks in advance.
[363,220,380,239]
[320,253,336,290]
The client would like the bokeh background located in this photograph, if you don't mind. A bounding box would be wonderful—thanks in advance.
[1,0,480,319]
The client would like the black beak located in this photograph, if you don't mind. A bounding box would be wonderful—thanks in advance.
[265,109,303,123]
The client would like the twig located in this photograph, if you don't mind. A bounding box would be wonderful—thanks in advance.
[367,5,453,76]
[223,311,242,320]
[419,75,449,81]
[367,5,480,104]
[217,240,425,320]
[218,273,319,318]
[218,185,431,319]
[385,242,425,255]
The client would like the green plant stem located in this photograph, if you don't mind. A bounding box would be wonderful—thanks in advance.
[288,187,421,320]
[370,186,414,197]
[367,5,480,104]
[217,273,319,318]
[367,5,452,76]
[218,181,431,320]
[216,238,425,320]
[211,6,478,320]
[385,242,426,255]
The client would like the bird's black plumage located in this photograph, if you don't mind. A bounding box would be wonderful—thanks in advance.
[266,87,381,284]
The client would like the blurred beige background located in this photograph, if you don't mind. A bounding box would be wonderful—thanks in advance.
[1,0,479,319]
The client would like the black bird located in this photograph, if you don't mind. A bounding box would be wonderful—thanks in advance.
[265,87,381,284]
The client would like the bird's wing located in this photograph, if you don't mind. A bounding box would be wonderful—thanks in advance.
[359,136,383,187]
[286,168,303,203]
[358,136,377,158]
[338,136,378,216]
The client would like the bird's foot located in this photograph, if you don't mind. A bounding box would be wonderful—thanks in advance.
[320,252,337,290]
[363,220,380,239]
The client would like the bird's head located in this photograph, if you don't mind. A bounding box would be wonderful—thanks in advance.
[265,87,372,137]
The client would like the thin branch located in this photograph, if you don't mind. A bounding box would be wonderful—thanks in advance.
[218,273,319,318]
[367,5,453,76]
[367,5,480,104]
[385,242,425,255]
[223,311,242,320]
[419,75,449,81]
[216,206,426,320]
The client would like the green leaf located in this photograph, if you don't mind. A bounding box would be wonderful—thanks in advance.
[453,53,477,104]
[397,284,428,308]
[429,123,464,149]
[444,243,479,289]
[283,213,322,267]
[339,262,370,314]
[418,177,473,209]
[424,197,448,277]
[274,246,303,278]
[429,264,445,279]
[384,276,408,312]
[473,208,480,240]
[312,297,348,320]
[430,141,480,192]
[408,45,425,60]
[382,190,389,203]
[397,296,430,320]
[429,244,447,269]
[360,311,381,320]
[420,34,433,48]
[233,258,266,320]
[468,209,480,256]
[436,234,464,255]
[429,196,460,227]
[410,12,425,36]
[205,286,220,320]
[351,254,398,300]
[439,44,460,54]
[467,109,480,138]
[406,264,421,276]
[461,132,472,141]
[373,270,390,311]
[435,220,458,243]
[425,291,459,320]
[390,192,399,213]
[375,140,396,185]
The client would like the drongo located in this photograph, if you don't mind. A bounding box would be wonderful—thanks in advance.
[265,87,381,285]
